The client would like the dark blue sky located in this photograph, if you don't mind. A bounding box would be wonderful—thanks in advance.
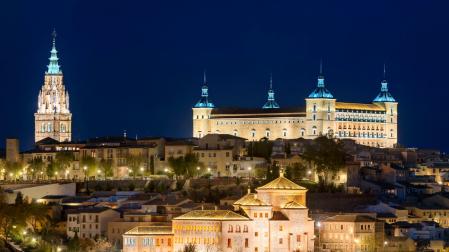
[1,1,449,151]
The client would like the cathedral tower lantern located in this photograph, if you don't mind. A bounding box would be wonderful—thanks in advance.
[262,74,280,109]
[34,31,72,143]
[192,71,214,138]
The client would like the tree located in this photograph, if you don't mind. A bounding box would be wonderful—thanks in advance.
[55,151,75,176]
[168,156,184,179]
[80,156,97,177]
[46,161,57,179]
[126,154,145,179]
[302,136,346,184]
[15,192,24,205]
[99,159,113,178]
[183,244,197,252]
[28,157,45,180]
[6,161,23,180]
[25,202,49,232]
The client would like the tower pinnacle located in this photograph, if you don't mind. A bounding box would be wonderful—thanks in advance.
[308,60,333,98]
[194,71,215,108]
[47,30,61,74]
[262,73,280,109]
[373,64,396,102]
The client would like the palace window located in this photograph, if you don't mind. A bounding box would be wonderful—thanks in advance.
[251,129,256,138]
[236,225,241,233]
[301,128,305,137]
[313,114,316,121]
[233,130,238,136]
[279,238,283,244]
[245,238,249,248]
[282,129,287,137]
[312,126,317,135]
[227,239,232,248]
[313,104,317,112]
[265,129,271,138]
[228,225,233,233]
[243,225,248,233]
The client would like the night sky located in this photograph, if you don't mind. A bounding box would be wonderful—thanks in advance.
[1,1,449,151]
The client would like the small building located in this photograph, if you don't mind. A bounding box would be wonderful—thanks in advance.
[66,207,119,239]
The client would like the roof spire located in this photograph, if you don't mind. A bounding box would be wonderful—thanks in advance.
[373,64,396,102]
[47,29,61,74]
[194,71,215,108]
[262,73,280,109]
[320,58,323,75]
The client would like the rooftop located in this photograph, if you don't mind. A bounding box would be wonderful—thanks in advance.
[124,226,173,235]
[257,174,307,191]
[174,210,249,221]
[335,102,385,111]
[324,214,376,223]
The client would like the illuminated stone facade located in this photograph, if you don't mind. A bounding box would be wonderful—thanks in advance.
[193,73,398,148]
[34,33,72,143]
[123,173,315,252]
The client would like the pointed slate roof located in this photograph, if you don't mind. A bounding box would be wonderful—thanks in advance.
[47,30,61,75]
[194,72,215,108]
[262,75,280,109]
[308,75,334,99]
[373,80,396,102]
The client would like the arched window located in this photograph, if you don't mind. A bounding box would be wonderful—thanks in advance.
[236,225,241,233]
[313,104,317,112]
[47,123,52,132]
[228,225,233,233]
[251,129,256,138]
[233,129,238,136]
[282,129,287,137]
[265,129,271,138]
[243,225,248,233]
[313,114,316,121]
[312,126,317,135]
[300,128,305,137]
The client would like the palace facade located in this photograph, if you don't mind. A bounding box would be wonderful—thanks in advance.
[123,173,315,252]
[34,32,72,143]
[192,71,398,148]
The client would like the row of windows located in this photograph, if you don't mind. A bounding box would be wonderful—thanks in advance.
[174,237,218,245]
[338,131,386,138]
[216,119,304,126]
[39,123,69,133]
[125,237,172,247]
[338,124,384,131]
[227,225,248,233]
[173,224,220,232]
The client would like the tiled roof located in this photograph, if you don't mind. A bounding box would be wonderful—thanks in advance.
[336,102,385,111]
[282,201,307,209]
[257,175,307,191]
[234,194,269,206]
[173,210,249,220]
[124,226,173,235]
[324,214,376,222]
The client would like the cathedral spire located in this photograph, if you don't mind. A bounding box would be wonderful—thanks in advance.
[262,73,280,109]
[194,71,215,108]
[47,29,61,74]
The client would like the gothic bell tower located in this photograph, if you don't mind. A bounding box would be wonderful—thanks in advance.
[34,31,72,143]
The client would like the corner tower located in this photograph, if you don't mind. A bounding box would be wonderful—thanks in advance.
[373,66,398,147]
[34,31,72,143]
[192,72,214,138]
[305,62,336,137]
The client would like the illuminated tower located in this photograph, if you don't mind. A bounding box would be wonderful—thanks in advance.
[305,62,336,137]
[192,72,214,138]
[373,65,398,147]
[34,31,72,143]
[262,74,280,109]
